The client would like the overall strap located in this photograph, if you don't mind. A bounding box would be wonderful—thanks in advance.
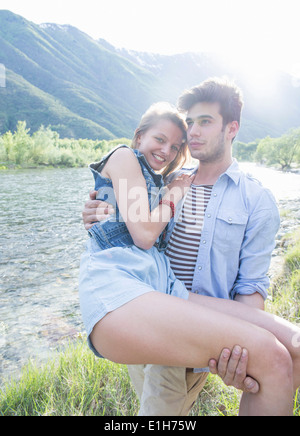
[89,144,130,174]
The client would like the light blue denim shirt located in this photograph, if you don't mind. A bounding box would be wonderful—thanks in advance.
[165,160,280,301]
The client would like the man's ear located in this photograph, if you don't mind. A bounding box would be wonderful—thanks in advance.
[226,121,239,142]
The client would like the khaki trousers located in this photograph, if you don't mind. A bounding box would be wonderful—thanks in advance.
[127,364,208,416]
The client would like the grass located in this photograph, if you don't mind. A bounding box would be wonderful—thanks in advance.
[0,338,242,417]
[267,229,300,322]
[1,231,300,417]
[0,340,139,416]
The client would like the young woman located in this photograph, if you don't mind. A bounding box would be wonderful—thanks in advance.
[80,102,192,350]
[79,102,300,416]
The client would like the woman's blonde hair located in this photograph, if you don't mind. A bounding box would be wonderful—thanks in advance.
[132,102,190,179]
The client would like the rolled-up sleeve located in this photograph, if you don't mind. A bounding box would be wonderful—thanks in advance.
[230,191,280,301]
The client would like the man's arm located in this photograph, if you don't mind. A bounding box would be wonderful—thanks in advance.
[234,292,265,310]
[231,189,280,301]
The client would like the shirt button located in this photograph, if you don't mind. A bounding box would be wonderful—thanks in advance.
[198,266,202,271]
[214,193,217,197]
[207,214,211,218]
[203,240,206,244]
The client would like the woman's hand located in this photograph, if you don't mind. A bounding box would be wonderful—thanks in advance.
[166,174,195,203]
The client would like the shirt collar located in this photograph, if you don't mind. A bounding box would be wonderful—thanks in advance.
[191,159,242,186]
[223,159,242,185]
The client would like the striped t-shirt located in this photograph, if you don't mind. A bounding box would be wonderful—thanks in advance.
[165,185,213,291]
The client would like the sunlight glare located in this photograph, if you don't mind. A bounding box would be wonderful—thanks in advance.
[216,44,280,96]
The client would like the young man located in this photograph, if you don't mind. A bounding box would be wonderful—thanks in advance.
[82,78,280,415]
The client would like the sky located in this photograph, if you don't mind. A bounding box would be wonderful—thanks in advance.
[1,0,300,82]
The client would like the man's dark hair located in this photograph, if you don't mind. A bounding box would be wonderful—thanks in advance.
[178,77,244,127]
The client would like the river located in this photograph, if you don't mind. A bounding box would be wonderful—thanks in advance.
[0,164,299,384]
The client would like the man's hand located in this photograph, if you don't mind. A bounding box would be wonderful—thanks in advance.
[82,190,114,230]
[209,346,259,394]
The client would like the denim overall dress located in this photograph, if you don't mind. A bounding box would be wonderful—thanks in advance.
[79,145,189,357]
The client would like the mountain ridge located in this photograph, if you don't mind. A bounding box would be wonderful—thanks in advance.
[0,9,299,142]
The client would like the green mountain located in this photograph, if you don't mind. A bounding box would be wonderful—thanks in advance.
[0,10,161,139]
[0,9,300,142]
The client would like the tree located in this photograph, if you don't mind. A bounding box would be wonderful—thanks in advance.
[255,136,274,165]
[255,129,300,170]
[289,128,300,165]
[0,130,14,162]
[30,126,60,165]
[13,121,32,165]
[233,141,258,161]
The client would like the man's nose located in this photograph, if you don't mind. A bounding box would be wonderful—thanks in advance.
[189,122,201,136]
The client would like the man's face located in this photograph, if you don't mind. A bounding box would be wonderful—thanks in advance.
[186,102,227,163]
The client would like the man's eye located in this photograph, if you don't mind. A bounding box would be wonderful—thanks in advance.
[199,119,210,126]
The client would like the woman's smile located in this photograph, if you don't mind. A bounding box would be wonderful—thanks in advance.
[152,153,166,163]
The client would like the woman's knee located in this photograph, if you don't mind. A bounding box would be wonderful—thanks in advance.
[258,334,293,385]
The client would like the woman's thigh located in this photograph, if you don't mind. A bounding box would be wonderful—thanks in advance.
[188,293,300,360]
[90,291,282,373]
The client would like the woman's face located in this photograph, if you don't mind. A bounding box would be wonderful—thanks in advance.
[136,119,184,171]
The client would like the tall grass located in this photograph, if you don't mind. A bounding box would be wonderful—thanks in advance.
[266,229,300,322]
[1,230,299,416]
[0,340,139,416]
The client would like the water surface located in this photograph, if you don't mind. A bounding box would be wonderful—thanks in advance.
[0,168,91,381]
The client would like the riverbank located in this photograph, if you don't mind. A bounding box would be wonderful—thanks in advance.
[1,159,299,172]
[0,228,299,416]
[269,198,300,281]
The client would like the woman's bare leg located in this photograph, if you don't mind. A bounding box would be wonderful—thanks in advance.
[188,293,300,391]
[90,292,294,416]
